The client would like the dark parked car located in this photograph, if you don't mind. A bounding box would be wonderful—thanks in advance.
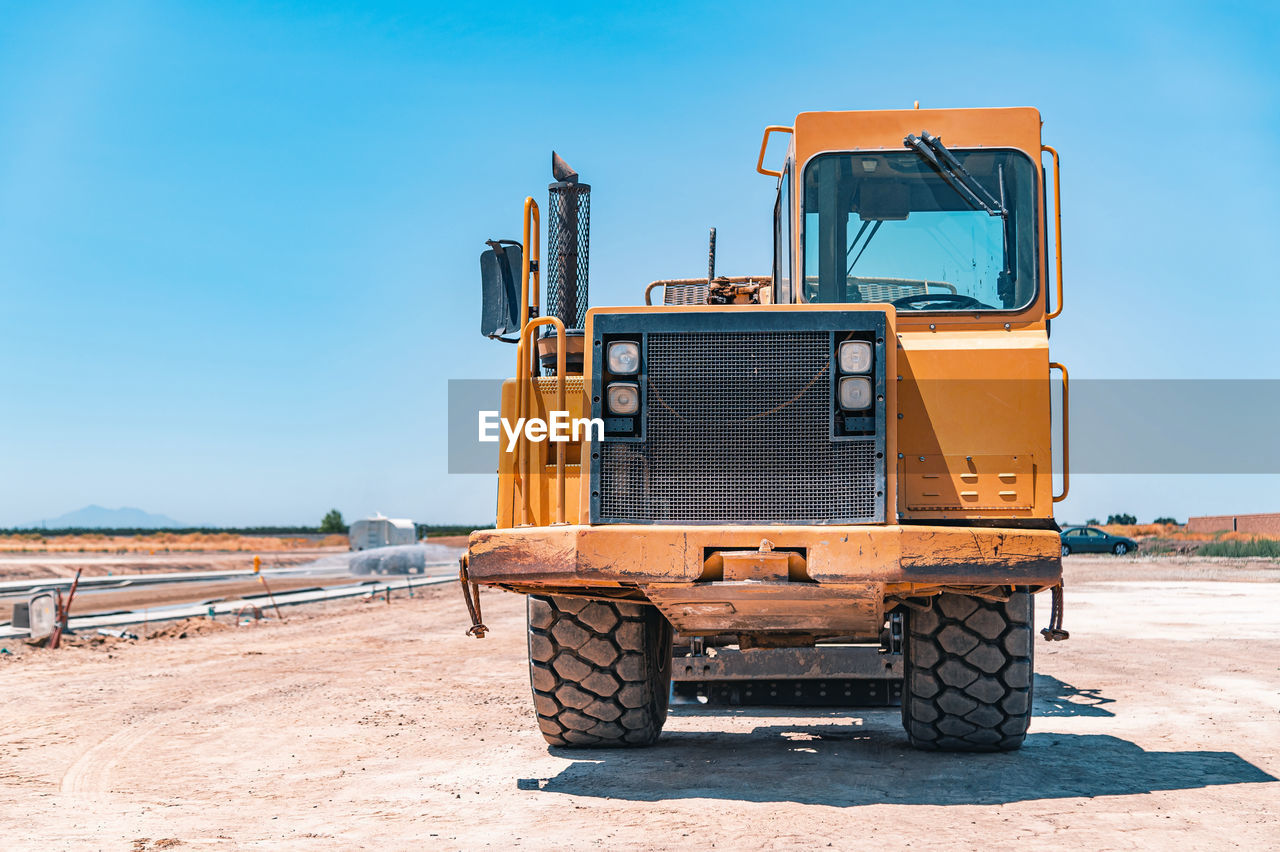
[1060,526,1138,556]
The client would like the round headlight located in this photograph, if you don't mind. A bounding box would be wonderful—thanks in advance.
[839,340,872,373]
[606,382,640,415]
[607,341,640,375]
[838,376,873,410]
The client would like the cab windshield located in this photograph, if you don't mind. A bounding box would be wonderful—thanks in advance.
[801,149,1038,311]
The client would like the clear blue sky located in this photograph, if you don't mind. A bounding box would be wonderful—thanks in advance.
[1,1,1277,527]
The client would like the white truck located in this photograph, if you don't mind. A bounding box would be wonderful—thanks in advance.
[348,514,416,551]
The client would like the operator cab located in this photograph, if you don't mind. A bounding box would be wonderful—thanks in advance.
[771,109,1048,317]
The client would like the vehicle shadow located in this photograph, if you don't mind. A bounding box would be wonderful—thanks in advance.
[668,674,1114,718]
[520,716,1274,805]
[1034,674,1116,717]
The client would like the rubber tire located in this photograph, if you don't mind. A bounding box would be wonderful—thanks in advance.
[901,591,1034,752]
[1061,543,1071,556]
[528,595,673,748]
[1113,543,1128,555]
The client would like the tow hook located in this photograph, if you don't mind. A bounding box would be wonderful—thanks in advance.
[459,554,488,638]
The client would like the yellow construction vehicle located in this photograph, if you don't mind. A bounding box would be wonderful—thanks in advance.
[463,106,1068,752]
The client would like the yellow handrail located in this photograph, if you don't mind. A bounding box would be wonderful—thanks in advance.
[756,126,793,178]
[1050,361,1069,502]
[513,198,541,510]
[643,276,762,305]
[520,197,540,329]
[514,316,567,525]
[1042,145,1064,320]
[644,280,665,306]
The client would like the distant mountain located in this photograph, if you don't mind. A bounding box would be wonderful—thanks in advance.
[30,505,187,529]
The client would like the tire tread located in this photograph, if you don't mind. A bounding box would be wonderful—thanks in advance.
[528,596,671,748]
[901,591,1034,752]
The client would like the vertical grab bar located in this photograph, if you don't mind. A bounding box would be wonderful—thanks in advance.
[1050,361,1069,502]
[513,198,540,521]
[521,197,540,330]
[515,316,567,525]
[1042,145,1064,320]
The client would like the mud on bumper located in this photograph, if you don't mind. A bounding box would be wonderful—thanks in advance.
[466,524,1061,638]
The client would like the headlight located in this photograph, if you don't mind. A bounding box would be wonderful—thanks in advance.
[838,340,872,373]
[607,341,640,375]
[838,376,872,410]
[606,382,640,415]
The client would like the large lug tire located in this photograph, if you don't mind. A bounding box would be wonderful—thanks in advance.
[527,595,673,748]
[900,591,1034,752]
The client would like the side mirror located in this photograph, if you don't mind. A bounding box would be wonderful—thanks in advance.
[480,240,523,339]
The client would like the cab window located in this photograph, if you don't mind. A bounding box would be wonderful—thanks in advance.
[773,163,793,304]
[801,149,1038,311]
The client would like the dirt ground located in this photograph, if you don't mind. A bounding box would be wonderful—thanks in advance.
[2,574,360,621]
[0,549,343,582]
[1,555,1277,851]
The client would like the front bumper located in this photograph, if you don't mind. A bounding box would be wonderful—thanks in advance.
[467,523,1061,588]
[468,524,1059,637]
[468,524,1060,637]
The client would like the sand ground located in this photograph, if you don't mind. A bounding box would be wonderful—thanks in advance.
[0,555,1277,851]
[0,550,342,582]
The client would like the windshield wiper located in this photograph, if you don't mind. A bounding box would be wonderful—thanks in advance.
[846,219,884,275]
[906,130,1016,305]
[904,131,1006,218]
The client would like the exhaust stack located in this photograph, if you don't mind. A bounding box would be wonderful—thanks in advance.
[542,152,590,374]
[547,151,589,330]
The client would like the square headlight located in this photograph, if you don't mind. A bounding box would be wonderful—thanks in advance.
[839,340,872,373]
[839,376,872,410]
[606,382,640,415]
[607,341,640,375]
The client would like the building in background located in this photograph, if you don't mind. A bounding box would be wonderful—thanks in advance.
[349,514,417,550]
[1187,513,1280,535]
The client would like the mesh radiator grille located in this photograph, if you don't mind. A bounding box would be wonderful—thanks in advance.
[598,331,879,524]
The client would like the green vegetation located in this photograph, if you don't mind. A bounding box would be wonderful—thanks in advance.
[1106,513,1137,525]
[1153,516,1180,525]
[1085,518,1100,525]
[1139,539,1177,555]
[1199,539,1280,558]
[320,509,347,534]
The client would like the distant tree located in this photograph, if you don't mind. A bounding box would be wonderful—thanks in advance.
[1153,517,1179,526]
[1085,518,1100,526]
[1106,513,1137,525]
[320,509,347,534]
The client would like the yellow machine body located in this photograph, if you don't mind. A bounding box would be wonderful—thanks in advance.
[467,106,1066,641]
